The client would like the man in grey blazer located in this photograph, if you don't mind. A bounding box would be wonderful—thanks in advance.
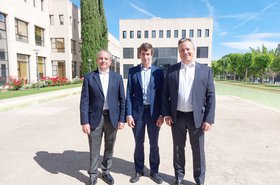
[162,38,215,185]
[80,50,125,185]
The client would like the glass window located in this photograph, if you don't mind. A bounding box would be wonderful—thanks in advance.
[197,29,202,37]
[137,31,141,39]
[37,56,45,78]
[144,30,148,38]
[72,61,77,78]
[182,29,186,38]
[41,0,44,11]
[152,30,156,38]
[51,38,65,52]
[159,30,163,38]
[73,18,76,28]
[189,29,194,37]
[52,60,65,77]
[205,29,209,37]
[174,30,178,38]
[123,31,127,39]
[0,64,8,86]
[35,26,44,46]
[17,54,29,81]
[196,47,208,58]
[59,15,64,25]
[0,13,6,30]
[15,18,28,43]
[49,15,54,25]
[166,30,171,38]
[123,64,134,79]
[130,31,134,38]
[71,39,76,54]
[123,48,134,59]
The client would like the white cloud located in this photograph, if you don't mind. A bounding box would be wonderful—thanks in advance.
[215,13,255,20]
[200,0,214,17]
[222,39,279,50]
[233,0,280,29]
[128,2,157,18]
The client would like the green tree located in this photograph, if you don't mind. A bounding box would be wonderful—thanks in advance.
[241,52,253,82]
[253,53,271,83]
[80,0,108,76]
[270,55,280,83]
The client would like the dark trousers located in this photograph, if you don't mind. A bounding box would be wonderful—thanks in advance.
[172,111,205,184]
[132,107,160,174]
[88,113,117,180]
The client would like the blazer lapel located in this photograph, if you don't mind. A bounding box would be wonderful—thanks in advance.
[136,65,143,88]
[92,70,104,97]
[108,71,114,97]
[174,62,180,92]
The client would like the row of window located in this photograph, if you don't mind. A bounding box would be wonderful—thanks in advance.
[24,0,45,11]
[123,47,209,59]
[122,29,210,39]
[13,18,77,54]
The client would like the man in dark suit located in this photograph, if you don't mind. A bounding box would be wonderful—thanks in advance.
[162,38,216,185]
[80,50,125,185]
[126,43,164,184]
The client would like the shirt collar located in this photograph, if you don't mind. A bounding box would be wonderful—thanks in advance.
[98,68,110,75]
[140,64,151,71]
[181,61,195,69]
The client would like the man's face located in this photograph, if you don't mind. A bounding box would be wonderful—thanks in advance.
[179,41,195,64]
[96,51,112,71]
[139,49,152,67]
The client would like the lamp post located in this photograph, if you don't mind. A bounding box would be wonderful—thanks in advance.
[33,49,40,89]
[87,58,92,72]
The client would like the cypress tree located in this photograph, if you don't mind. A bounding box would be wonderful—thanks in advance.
[80,0,108,76]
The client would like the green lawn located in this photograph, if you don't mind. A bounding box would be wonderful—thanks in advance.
[216,80,280,93]
[0,84,82,100]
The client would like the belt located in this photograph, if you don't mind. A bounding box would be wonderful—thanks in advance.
[177,110,193,114]
[102,109,109,115]
[143,104,150,109]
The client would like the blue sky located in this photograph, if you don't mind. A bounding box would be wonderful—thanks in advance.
[72,0,280,60]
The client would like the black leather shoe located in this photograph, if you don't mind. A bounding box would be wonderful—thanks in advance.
[129,172,143,183]
[174,179,184,185]
[150,173,163,184]
[102,172,114,185]
[89,178,97,185]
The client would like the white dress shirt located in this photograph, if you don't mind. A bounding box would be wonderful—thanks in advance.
[98,69,109,110]
[141,65,151,105]
[177,61,195,112]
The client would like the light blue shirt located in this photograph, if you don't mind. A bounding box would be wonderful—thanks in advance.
[141,65,151,105]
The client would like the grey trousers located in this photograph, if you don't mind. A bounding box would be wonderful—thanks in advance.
[87,113,117,180]
[172,111,205,185]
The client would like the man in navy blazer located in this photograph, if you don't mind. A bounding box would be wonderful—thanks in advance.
[162,38,216,185]
[126,43,164,184]
[80,50,125,185]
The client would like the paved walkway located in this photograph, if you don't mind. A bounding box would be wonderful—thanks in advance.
[0,88,280,185]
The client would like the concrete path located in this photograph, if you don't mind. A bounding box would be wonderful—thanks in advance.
[0,89,280,185]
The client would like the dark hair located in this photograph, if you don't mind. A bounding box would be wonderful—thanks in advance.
[138,43,154,55]
[178,38,195,48]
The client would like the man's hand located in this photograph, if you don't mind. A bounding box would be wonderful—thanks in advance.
[118,122,125,129]
[164,116,174,126]
[202,122,212,132]
[126,116,135,128]
[82,124,91,134]
[156,115,164,127]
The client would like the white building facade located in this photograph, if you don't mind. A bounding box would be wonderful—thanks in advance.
[0,0,82,86]
[119,18,213,79]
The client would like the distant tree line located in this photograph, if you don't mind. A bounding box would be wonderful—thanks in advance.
[211,45,280,84]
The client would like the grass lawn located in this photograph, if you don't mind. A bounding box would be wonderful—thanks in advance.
[216,80,280,93]
[0,83,82,100]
